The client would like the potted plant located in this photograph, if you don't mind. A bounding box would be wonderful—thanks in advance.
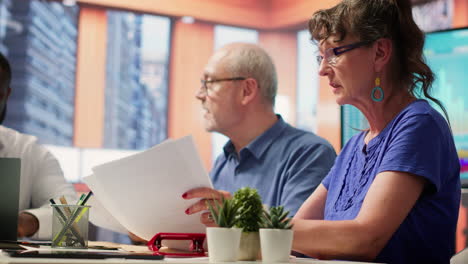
[206,197,242,262]
[259,205,294,262]
[232,187,263,261]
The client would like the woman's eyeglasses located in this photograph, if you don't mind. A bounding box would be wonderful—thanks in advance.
[316,41,372,66]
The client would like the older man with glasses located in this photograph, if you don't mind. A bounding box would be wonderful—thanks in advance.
[182,42,336,225]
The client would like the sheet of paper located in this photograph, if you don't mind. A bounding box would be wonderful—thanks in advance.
[86,194,128,234]
[83,136,212,241]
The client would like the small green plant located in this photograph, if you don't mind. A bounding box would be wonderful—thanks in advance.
[232,187,263,232]
[260,205,293,229]
[207,197,240,228]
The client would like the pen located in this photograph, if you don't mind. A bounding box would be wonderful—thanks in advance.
[72,191,93,226]
[80,191,93,206]
[76,193,86,205]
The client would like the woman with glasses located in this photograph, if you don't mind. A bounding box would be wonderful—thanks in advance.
[291,0,460,263]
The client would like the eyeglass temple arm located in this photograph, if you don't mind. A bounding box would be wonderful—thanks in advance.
[334,41,370,56]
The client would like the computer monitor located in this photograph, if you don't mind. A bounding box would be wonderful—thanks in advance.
[424,27,468,187]
[0,158,21,240]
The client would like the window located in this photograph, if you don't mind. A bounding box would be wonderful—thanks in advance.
[105,11,171,150]
[1,0,78,146]
[296,29,319,133]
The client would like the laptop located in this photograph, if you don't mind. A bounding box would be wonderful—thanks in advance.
[0,158,21,241]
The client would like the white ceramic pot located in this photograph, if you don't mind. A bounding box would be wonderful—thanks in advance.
[237,231,260,261]
[206,227,241,262]
[259,228,293,262]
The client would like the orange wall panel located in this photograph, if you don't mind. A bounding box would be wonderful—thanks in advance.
[78,0,270,29]
[259,31,298,125]
[457,203,467,253]
[269,0,341,29]
[75,0,338,30]
[453,0,468,28]
[168,20,215,170]
[74,8,107,148]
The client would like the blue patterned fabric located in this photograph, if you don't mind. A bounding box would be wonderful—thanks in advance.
[322,100,460,264]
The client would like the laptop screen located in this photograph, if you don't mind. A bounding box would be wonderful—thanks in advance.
[0,158,21,240]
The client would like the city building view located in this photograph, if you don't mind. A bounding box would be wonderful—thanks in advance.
[1,0,77,145]
[0,0,170,150]
[105,11,169,150]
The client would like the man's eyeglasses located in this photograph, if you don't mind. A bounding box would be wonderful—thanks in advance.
[200,77,246,94]
[316,41,372,66]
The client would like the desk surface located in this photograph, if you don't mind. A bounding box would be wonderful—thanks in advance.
[0,254,381,264]
[0,242,381,264]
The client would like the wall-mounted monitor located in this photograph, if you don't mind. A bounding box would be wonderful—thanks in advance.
[424,27,468,186]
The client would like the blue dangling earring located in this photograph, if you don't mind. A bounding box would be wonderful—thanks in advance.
[371,77,384,102]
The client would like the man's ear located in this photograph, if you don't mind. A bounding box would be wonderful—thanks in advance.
[240,78,258,105]
[374,38,392,73]
[6,87,11,98]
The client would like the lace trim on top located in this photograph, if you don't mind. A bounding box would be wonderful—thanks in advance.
[333,135,384,212]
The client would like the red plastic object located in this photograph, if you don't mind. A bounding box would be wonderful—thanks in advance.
[147,233,206,257]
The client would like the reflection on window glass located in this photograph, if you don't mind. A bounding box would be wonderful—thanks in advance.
[211,25,258,161]
[296,29,319,133]
[105,11,170,150]
[1,0,78,146]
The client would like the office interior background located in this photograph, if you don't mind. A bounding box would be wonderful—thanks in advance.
[0,0,467,249]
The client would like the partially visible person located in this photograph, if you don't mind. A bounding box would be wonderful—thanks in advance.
[291,0,460,263]
[0,52,77,239]
[183,43,336,226]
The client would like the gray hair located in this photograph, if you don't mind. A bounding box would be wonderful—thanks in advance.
[220,43,278,106]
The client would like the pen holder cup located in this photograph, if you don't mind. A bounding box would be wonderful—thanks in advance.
[51,204,90,249]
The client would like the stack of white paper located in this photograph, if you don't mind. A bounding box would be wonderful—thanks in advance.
[83,136,213,241]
